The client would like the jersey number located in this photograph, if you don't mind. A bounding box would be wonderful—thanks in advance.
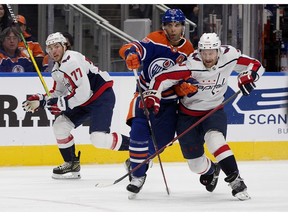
[71,68,83,81]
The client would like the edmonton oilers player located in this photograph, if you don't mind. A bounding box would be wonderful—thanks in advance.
[143,33,265,200]
[119,9,196,198]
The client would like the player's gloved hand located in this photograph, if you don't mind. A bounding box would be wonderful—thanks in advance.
[124,46,141,70]
[139,90,161,115]
[22,93,46,113]
[46,96,68,115]
[174,77,198,97]
[238,70,258,96]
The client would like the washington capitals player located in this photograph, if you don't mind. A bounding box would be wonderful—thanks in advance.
[119,9,196,198]
[143,33,265,200]
[22,32,129,179]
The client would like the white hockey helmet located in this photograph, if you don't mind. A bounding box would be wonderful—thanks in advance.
[46,32,67,47]
[198,33,221,51]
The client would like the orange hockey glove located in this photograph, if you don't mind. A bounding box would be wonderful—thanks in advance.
[174,77,198,97]
[124,46,141,70]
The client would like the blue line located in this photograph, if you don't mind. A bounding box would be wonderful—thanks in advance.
[0,71,287,77]
[231,71,287,76]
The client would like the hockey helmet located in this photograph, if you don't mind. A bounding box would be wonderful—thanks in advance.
[198,33,221,51]
[162,9,186,25]
[46,32,67,47]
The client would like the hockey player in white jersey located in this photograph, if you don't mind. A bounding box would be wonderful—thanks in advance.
[22,32,129,179]
[142,33,265,200]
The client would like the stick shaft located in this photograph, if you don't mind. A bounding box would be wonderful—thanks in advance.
[108,90,241,186]
[7,4,50,96]
[132,69,170,195]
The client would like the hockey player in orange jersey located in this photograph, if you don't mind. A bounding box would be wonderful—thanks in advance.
[119,8,197,199]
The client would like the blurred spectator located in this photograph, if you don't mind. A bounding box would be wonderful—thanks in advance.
[0,26,34,72]
[61,31,74,50]
[190,5,199,48]
[42,31,74,72]
[0,4,13,33]
[16,15,45,70]
[130,5,152,19]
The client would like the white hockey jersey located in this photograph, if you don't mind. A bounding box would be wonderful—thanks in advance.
[49,50,113,109]
[149,45,265,113]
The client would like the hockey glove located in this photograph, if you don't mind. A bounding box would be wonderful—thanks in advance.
[174,77,198,97]
[124,46,141,70]
[46,96,68,115]
[238,70,258,96]
[22,94,46,113]
[139,90,161,115]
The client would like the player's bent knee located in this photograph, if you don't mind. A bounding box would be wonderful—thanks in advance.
[204,130,226,154]
[90,131,114,149]
[204,130,233,161]
[53,115,74,138]
[187,155,211,174]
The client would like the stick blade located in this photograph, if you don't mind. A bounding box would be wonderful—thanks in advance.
[95,181,115,188]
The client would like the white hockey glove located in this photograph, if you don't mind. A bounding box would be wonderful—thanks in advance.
[238,70,258,96]
[139,90,161,115]
[46,96,69,115]
[22,94,46,113]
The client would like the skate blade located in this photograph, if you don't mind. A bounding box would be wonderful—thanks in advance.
[52,172,81,180]
[234,191,251,201]
[128,192,138,200]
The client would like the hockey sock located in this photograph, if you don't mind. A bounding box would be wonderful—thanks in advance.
[129,118,150,177]
[59,144,76,162]
[218,155,239,176]
[118,135,130,151]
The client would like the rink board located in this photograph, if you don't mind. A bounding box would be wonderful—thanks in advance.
[0,141,288,166]
[0,72,287,166]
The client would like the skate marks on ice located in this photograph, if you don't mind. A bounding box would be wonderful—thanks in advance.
[0,161,288,211]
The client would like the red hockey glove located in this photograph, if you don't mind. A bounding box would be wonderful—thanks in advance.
[238,70,258,96]
[139,90,161,115]
[46,96,68,115]
[124,46,141,70]
[174,77,198,97]
[22,93,46,113]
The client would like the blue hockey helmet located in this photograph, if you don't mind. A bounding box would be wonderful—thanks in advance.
[162,9,186,25]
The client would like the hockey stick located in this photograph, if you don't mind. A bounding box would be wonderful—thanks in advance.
[95,90,241,187]
[6,4,50,96]
[131,69,170,195]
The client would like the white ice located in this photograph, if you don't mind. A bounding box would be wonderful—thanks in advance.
[0,160,288,212]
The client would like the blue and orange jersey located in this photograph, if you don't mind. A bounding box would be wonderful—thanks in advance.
[119,30,194,100]
[18,31,45,58]
[0,49,34,72]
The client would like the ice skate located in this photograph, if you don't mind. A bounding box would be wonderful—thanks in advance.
[200,163,221,192]
[127,174,147,199]
[225,172,251,201]
[123,158,132,181]
[52,151,81,179]
[124,158,153,182]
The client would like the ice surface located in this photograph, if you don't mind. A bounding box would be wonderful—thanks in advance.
[0,161,288,212]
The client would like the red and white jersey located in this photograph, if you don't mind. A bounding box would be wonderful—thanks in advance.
[149,45,265,113]
[49,50,113,109]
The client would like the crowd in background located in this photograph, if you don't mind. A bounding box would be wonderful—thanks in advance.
[0,4,57,72]
[0,4,199,73]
